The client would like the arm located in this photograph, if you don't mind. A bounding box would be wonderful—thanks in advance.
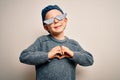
[60,44,94,66]
[71,41,94,66]
[19,38,49,65]
[72,48,94,66]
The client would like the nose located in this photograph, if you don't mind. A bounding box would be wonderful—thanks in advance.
[54,18,59,23]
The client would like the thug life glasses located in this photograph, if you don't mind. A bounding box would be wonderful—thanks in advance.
[44,13,67,25]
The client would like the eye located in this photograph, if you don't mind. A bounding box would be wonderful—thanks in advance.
[44,18,54,25]
[56,14,65,20]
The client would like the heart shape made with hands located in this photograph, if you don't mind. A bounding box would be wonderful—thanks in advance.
[55,52,71,59]
[48,46,73,59]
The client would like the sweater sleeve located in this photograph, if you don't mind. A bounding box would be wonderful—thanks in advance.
[19,38,49,65]
[73,50,94,66]
[71,41,94,66]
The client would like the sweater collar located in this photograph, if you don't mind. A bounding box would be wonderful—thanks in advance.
[48,34,68,43]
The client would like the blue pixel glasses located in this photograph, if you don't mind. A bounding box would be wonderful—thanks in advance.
[43,13,67,25]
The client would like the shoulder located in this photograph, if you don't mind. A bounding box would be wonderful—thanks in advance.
[36,34,50,43]
[67,38,80,46]
[66,37,82,50]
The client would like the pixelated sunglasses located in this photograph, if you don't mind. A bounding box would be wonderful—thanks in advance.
[44,13,67,25]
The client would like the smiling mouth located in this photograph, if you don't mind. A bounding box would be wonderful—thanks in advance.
[54,26,61,29]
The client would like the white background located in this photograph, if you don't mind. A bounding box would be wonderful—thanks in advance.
[0,0,120,80]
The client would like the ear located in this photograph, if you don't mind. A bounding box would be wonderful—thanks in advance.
[44,26,49,31]
[64,18,68,23]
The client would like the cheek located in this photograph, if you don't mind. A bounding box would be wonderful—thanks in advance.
[49,25,54,29]
[62,21,67,26]
[62,19,67,26]
[44,26,51,32]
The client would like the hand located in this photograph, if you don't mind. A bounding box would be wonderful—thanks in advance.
[48,46,62,59]
[48,46,74,59]
[61,46,74,58]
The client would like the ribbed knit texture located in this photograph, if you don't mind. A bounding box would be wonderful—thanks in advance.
[19,34,93,80]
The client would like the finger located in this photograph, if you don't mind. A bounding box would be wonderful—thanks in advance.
[61,46,66,49]
[61,50,64,55]
[60,46,64,55]
[59,55,66,59]
[54,55,60,59]
[64,52,72,58]
[56,53,62,57]
[53,46,60,50]
[58,46,61,49]
[55,50,62,55]
[64,54,70,58]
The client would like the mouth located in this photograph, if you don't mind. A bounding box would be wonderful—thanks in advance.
[54,26,61,29]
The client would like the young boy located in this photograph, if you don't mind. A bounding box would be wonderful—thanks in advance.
[19,5,94,80]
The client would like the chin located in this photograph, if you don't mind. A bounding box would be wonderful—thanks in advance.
[53,31,63,35]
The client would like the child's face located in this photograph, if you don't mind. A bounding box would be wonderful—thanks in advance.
[44,9,67,35]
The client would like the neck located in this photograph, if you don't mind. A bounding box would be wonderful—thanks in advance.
[51,32,65,40]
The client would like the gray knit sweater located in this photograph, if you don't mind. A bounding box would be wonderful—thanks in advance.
[19,34,93,80]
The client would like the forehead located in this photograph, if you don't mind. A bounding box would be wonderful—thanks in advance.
[45,9,63,19]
